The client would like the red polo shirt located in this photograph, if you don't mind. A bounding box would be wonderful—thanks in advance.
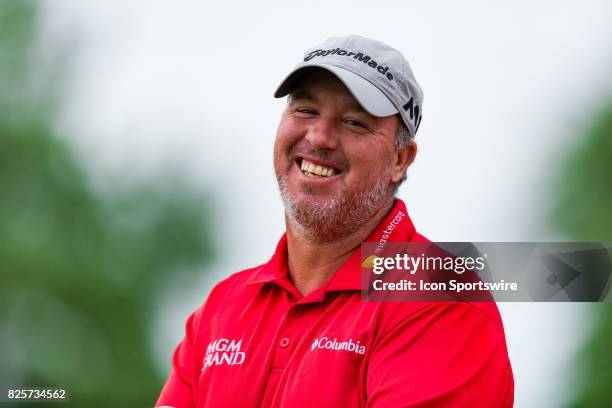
[156,199,514,407]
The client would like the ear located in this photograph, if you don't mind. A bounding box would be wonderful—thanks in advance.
[391,139,417,183]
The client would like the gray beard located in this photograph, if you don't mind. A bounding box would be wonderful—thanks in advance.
[277,170,393,243]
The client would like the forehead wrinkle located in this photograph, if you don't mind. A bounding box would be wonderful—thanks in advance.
[346,101,367,114]
[290,87,368,116]
[290,72,351,106]
[290,74,375,119]
[289,89,314,103]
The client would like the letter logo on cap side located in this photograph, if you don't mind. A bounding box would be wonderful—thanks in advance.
[402,97,422,130]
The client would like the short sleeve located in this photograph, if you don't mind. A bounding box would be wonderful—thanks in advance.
[155,310,199,408]
[366,303,514,407]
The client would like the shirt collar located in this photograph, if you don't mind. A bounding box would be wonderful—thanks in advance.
[246,199,418,300]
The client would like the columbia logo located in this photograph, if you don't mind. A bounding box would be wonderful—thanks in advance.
[311,336,366,355]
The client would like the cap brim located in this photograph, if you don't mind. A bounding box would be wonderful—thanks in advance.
[274,64,398,117]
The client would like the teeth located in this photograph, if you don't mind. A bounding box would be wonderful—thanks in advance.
[299,159,337,177]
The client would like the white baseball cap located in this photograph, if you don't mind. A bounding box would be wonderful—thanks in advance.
[274,34,424,138]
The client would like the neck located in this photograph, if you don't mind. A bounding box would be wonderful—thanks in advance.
[285,197,395,296]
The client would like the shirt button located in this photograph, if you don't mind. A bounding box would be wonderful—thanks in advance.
[279,337,290,348]
[292,306,304,317]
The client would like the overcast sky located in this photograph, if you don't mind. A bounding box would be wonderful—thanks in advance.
[37,1,612,406]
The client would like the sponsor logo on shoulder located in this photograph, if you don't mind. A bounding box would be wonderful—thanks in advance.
[311,336,366,356]
[375,210,405,253]
[202,338,245,371]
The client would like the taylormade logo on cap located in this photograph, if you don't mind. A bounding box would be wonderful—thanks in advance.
[304,48,395,81]
[274,35,424,137]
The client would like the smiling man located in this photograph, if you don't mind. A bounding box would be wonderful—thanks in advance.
[156,35,514,408]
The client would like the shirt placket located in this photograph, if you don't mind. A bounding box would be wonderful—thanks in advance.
[261,301,310,407]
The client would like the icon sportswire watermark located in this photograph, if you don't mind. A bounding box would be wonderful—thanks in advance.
[361,242,612,302]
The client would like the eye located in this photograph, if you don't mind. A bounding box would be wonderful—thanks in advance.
[343,118,369,130]
[295,107,317,116]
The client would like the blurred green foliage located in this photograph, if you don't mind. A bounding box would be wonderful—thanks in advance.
[553,102,612,407]
[554,106,612,241]
[0,1,214,406]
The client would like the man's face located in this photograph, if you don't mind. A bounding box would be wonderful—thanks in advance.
[273,70,409,241]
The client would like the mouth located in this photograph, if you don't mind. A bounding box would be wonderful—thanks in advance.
[295,157,342,178]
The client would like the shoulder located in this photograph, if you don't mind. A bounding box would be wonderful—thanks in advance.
[205,264,266,303]
[400,233,506,336]
[374,300,509,352]
[189,264,267,327]
[372,300,512,374]
[212,264,266,289]
[367,301,514,407]
[411,231,430,242]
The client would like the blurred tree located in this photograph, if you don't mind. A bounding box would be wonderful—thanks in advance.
[552,102,612,407]
[0,1,214,406]
[554,106,612,241]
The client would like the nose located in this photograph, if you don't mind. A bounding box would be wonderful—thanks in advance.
[304,118,339,150]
